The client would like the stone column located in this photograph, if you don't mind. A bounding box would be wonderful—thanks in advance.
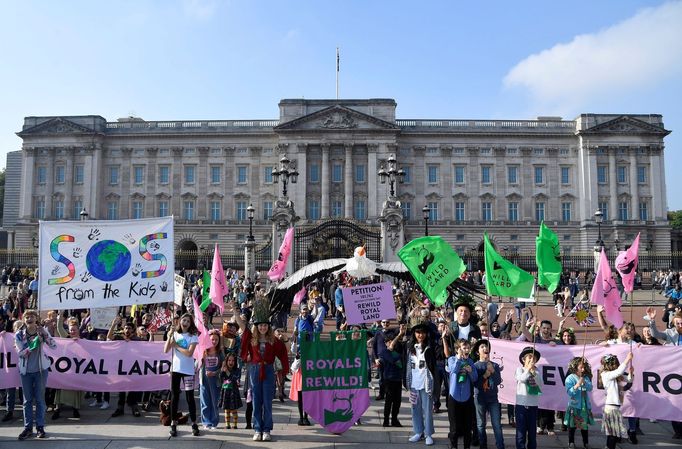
[608,148,617,221]
[441,146,454,220]
[650,146,664,220]
[367,143,378,219]
[171,147,184,217]
[321,144,330,218]
[121,147,133,219]
[344,144,353,218]
[629,148,638,220]
[198,146,210,219]
[19,148,35,220]
[45,149,56,219]
[225,147,235,218]
[295,143,307,219]
[88,144,102,219]
[64,147,74,218]
[146,148,158,217]
[413,146,426,209]
[244,239,256,280]
[520,147,533,220]
[379,207,404,263]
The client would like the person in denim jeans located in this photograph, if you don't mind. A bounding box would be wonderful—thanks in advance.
[14,309,56,440]
[472,339,504,449]
[406,322,436,446]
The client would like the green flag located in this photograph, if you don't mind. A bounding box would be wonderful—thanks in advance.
[483,233,534,298]
[397,236,465,306]
[536,221,562,294]
[200,270,212,311]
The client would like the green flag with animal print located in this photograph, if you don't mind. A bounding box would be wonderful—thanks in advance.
[484,233,534,298]
[536,221,562,294]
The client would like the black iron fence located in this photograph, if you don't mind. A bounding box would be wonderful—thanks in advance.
[1,242,273,272]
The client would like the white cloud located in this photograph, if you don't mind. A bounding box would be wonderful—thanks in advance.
[182,0,219,20]
[504,1,682,112]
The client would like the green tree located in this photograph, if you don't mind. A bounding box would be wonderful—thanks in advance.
[669,210,682,230]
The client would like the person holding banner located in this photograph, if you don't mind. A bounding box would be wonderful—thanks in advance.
[563,357,594,449]
[164,313,200,437]
[600,352,633,449]
[239,296,289,442]
[15,309,57,440]
[472,339,504,449]
[108,316,143,418]
[514,347,543,449]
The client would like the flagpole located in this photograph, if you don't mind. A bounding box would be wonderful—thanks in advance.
[336,47,339,100]
[531,280,539,354]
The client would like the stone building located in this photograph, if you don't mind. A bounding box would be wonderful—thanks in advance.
[7,98,671,261]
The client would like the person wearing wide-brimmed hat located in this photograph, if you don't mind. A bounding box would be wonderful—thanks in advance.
[405,319,437,446]
[515,347,543,449]
[447,296,481,346]
[239,296,289,442]
[472,339,504,449]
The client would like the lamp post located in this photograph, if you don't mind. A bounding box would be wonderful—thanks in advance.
[378,154,406,199]
[79,208,89,221]
[272,154,299,198]
[614,238,620,252]
[594,209,604,249]
[422,205,430,237]
[244,204,256,280]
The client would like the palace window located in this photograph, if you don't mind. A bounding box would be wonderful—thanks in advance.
[158,166,170,185]
[535,202,545,221]
[158,201,169,217]
[210,166,221,184]
[236,201,247,221]
[618,201,629,221]
[183,201,195,220]
[107,201,118,220]
[454,202,465,221]
[309,164,320,183]
[55,166,65,184]
[508,202,519,222]
[561,167,570,185]
[263,201,273,220]
[481,166,491,185]
[637,165,647,184]
[561,202,572,222]
[37,166,47,184]
[597,166,607,184]
[35,199,45,219]
[639,202,648,221]
[355,164,366,183]
[132,201,143,219]
[481,202,492,221]
[454,166,465,184]
[185,165,196,184]
[332,164,343,183]
[308,200,320,220]
[331,201,343,218]
[74,165,84,184]
[237,166,247,184]
[427,165,439,184]
[354,200,366,220]
[401,202,411,220]
[54,200,64,220]
[507,166,518,184]
[210,201,221,221]
[427,202,438,221]
[617,166,627,183]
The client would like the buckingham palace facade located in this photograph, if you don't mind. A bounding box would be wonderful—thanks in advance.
[6,98,671,257]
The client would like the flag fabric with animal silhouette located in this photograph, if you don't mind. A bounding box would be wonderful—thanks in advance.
[397,236,465,306]
[615,233,640,294]
[484,233,534,299]
[591,249,623,328]
[301,331,369,434]
[536,222,562,294]
[200,270,212,311]
[209,244,227,314]
[268,227,294,281]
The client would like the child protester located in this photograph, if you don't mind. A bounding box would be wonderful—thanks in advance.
[219,353,243,429]
[514,347,542,449]
[472,339,504,449]
[446,339,478,449]
[199,329,223,430]
[406,320,436,446]
[563,357,594,449]
[599,352,633,449]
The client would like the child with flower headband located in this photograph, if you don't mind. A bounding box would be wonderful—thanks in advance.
[564,357,594,449]
[599,352,633,449]
[219,353,243,429]
[199,329,224,429]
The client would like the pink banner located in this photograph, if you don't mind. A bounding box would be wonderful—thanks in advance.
[293,285,307,306]
[615,233,640,294]
[1,332,171,392]
[342,282,397,325]
[592,249,623,328]
[490,339,681,421]
[268,227,294,281]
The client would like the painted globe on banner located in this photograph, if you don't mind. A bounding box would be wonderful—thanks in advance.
[86,240,132,282]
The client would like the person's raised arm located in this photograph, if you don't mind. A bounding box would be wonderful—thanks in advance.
[107,316,121,341]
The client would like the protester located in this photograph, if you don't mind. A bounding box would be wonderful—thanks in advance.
[52,314,83,420]
[515,347,543,449]
[446,338,477,449]
[288,349,310,426]
[600,352,634,449]
[472,339,505,449]
[219,353,243,429]
[406,320,436,446]
[107,317,142,418]
[563,357,594,449]
[163,313,200,437]
[199,329,223,430]
[238,294,289,442]
[380,323,406,428]
[15,309,57,440]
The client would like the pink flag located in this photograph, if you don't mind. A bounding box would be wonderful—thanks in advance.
[591,249,623,328]
[192,297,212,367]
[209,244,227,314]
[615,233,640,294]
[268,228,294,281]
[293,285,307,306]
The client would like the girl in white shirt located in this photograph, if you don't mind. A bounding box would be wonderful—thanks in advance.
[599,352,633,449]
[164,313,200,437]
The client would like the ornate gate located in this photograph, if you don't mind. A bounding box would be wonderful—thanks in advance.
[294,220,382,271]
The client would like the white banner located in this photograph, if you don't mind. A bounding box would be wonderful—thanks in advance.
[39,217,175,309]
[174,274,186,306]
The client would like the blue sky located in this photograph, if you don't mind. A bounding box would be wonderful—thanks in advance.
[2,0,680,209]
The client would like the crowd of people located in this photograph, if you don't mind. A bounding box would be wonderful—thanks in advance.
[1,264,681,448]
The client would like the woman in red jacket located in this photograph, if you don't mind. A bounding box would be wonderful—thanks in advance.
[239,303,289,442]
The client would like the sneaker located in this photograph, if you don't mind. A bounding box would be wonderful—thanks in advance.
[36,427,46,439]
[547,430,556,436]
[88,399,99,407]
[253,432,262,441]
[169,424,177,437]
[72,409,80,419]
[262,432,272,441]
[100,401,110,410]
[425,436,434,446]
[409,434,423,443]
[18,428,33,440]
[649,419,658,423]
[537,427,546,435]
[192,423,200,436]
[303,417,311,426]
[298,418,305,426]
[568,443,576,449]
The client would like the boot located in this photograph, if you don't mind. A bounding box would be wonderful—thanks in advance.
[628,431,638,444]
[382,417,389,427]
[225,416,231,429]
[391,418,403,427]
[232,411,238,429]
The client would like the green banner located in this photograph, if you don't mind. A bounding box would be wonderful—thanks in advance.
[484,233,534,298]
[536,221,562,294]
[397,236,465,305]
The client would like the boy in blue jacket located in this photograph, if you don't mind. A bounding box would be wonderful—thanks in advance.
[446,338,478,449]
[472,339,504,449]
